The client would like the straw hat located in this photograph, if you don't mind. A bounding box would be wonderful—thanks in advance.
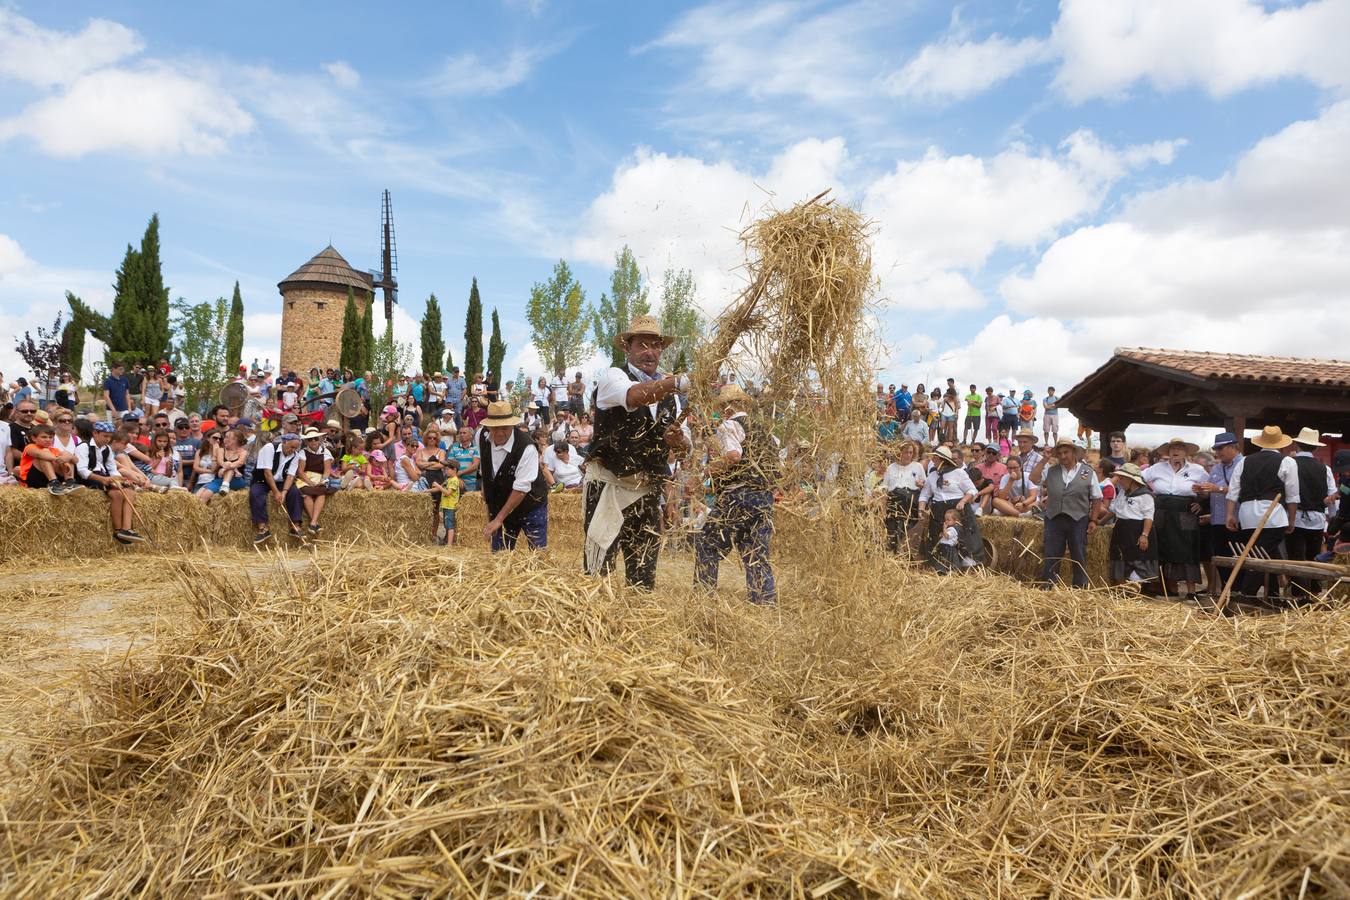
[1251,425,1292,450]
[1013,427,1038,445]
[718,383,750,405]
[1155,436,1200,455]
[1116,462,1146,486]
[615,314,674,350]
[325,419,341,429]
[1052,437,1078,451]
[301,428,324,440]
[1290,427,1325,448]
[930,446,958,468]
[482,400,521,427]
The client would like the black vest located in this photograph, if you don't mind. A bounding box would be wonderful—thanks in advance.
[589,369,679,478]
[251,444,296,486]
[1295,455,1329,512]
[478,428,549,525]
[711,414,777,493]
[1237,450,1283,503]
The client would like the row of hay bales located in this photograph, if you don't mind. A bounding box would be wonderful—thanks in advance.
[0,488,587,561]
[0,487,1111,583]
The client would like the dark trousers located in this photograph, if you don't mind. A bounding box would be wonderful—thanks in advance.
[583,483,662,589]
[695,489,776,604]
[1040,513,1090,588]
[884,489,917,553]
[1236,527,1287,597]
[249,482,301,527]
[1285,526,1325,598]
[491,501,548,551]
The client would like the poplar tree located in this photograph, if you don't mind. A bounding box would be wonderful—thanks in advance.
[527,260,590,375]
[591,246,649,368]
[463,278,483,378]
[224,280,245,374]
[420,293,446,375]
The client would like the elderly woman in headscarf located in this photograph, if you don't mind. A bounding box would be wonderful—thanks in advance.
[1142,437,1208,597]
[917,445,985,566]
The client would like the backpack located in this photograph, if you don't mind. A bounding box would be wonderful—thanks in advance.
[1018,401,1034,422]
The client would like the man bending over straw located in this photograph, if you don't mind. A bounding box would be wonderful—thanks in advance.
[583,315,690,588]
[694,383,778,605]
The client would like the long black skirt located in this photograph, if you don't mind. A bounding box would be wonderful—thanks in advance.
[1153,494,1201,583]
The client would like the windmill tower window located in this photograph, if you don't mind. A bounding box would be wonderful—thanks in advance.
[315,301,326,309]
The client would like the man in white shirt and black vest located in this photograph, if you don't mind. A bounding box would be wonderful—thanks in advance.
[77,421,145,544]
[1225,425,1300,600]
[1031,437,1103,589]
[1284,427,1337,600]
[478,400,550,551]
[250,432,304,543]
[583,315,690,588]
[694,384,778,604]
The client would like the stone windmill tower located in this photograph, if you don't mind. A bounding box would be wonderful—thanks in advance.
[277,245,374,376]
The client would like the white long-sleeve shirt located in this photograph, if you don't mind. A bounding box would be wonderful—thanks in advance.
[1225,449,1300,530]
[919,466,976,504]
[488,431,540,493]
[1143,460,1208,497]
[1293,451,1338,530]
[882,461,925,491]
[1111,489,1155,522]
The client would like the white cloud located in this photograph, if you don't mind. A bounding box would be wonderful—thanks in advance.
[1051,0,1350,101]
[649,0,893,104]
[322,60,360,88]
[0,10,141,88]
[0,64,253,157]
[0,234,112,382]
[885,34,1050,102]
[422,45,557,96]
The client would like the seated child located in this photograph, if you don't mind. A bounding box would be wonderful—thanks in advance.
[932,508,977,574]
[339,432,373,490]
[19,424,84,494]
[111,429,153,490]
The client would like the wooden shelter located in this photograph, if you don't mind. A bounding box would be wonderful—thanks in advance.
[1061,348,1350,447]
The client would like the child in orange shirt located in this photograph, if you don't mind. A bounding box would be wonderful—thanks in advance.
[19,424,83,494]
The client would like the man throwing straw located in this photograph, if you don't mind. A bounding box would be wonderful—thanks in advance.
[694,383,779,604]
[583,315,690,588]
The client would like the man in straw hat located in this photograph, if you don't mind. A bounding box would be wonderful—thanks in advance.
[1030,437,1102,589]
[477,400,550,551]
[1012,427,1042,473]
[583,314,691,588]
[917,444,985,566]
[694,383,779,604]
[1225,426,1301,600]
[1284,428,1337,599]
[1141,436,1207,597]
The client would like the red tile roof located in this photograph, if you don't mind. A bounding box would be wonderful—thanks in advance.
[1116,347,1350,388]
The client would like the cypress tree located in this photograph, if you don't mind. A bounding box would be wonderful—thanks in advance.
[224,280,245,374]
[445,345,455,373]
[108,243,142,365]
[420,293,446,375]
[360,292,376,374]
[61,319,85,380]
[463,277,483,378]
[339,286,362,372]
[138,213,170,361]
[487,308,507,385]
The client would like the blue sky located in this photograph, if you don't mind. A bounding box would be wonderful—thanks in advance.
[2,0,1348,440]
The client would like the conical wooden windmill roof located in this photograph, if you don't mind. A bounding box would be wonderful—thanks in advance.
[278,245,374,294]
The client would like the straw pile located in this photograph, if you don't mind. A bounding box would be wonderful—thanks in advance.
[980,515,1114,585]
[4,545,1349,896]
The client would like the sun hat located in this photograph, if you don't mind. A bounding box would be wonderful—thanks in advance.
[439,408,454,416]
[1052,437,1078,450]
[325,419,342,429]
[1155,436,1200,455]
[1250,426,1293,450]
[382,404,398,417]
[1211,432,1239,450]
[1116,462,1146,486]
[615,314,674,350]
[482,400,521,427]
[1291,427,1325,448]
[930,446,958,468]
[301,428,324,440]
[1013,427,1038,444]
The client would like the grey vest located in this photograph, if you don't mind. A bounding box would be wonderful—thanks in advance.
[1041,462,1094,520]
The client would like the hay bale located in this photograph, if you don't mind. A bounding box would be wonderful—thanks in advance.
[0,488,591,561]
[4,547,1350,896]
[979,514,1113,585]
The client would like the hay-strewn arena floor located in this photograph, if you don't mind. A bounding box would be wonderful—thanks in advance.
[2,537,1348,897]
